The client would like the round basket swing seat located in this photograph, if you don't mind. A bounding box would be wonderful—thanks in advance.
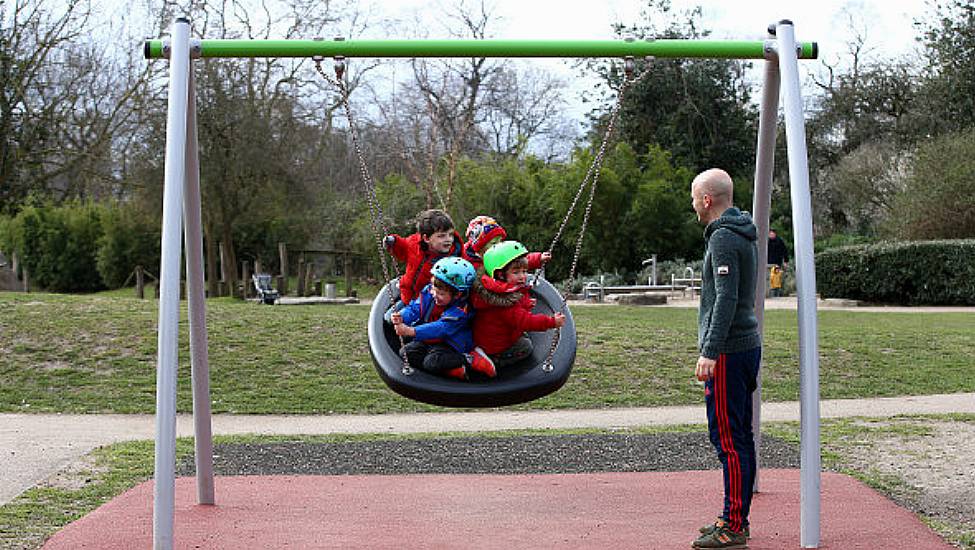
[367,277,576,408]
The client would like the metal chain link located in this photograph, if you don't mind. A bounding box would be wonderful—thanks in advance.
[539,57,648,372]
[315,57,414,375]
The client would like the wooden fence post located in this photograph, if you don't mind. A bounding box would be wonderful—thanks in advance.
[344,253,353,297]
[218,241,229,297]
[136,265,145,299]
[241,260,251,299]
[304,262,314,297]
[296,254,306,298]
[278,242,288,296]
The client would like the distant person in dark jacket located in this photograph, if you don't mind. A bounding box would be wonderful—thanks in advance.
[689,168,762,549]
[767,230,789,268]
[767,229,789,297]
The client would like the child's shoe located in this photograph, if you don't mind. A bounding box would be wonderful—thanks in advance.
[444,366,467,380]
[468,347,496,378]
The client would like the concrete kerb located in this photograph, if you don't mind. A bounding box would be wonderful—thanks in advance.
[2,392,974,506]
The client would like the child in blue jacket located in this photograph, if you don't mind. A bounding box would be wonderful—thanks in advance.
[390,257,495,379]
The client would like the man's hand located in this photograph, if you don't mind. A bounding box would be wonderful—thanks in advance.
[393,322,415,337]
[695,356,717,381]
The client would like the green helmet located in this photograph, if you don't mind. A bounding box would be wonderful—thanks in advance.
[483,240,528,278]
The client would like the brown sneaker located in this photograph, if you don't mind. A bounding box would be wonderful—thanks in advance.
[692,524,748,549]
[699,518,749,539]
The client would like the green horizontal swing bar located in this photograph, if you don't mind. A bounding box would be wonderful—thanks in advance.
[144,38,818,61]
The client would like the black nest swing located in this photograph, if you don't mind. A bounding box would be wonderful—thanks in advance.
[367,277,576,408]
[319,53,643,408]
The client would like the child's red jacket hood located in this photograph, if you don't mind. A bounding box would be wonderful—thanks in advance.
[470,274,557,355]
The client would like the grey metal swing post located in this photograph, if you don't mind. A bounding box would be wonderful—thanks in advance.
[147,19,822,550]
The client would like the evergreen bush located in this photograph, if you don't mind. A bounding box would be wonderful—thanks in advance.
[96,203,161,289]
[816,240,975,305]
[14,202,106,292]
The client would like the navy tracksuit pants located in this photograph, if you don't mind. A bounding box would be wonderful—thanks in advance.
[403,341,465,374]
[705,347,761,534]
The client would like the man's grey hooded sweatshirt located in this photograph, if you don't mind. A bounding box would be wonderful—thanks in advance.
[698,207,762,359]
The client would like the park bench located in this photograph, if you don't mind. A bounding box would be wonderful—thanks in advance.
[581,265,702,303]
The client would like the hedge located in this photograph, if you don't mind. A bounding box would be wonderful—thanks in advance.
[15,202,106,293]
[2,201,161,293]
[815,240,975,305]
[96,204,161,289]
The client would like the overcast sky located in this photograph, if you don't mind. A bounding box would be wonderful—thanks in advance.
[117,0,932,134]
[366,0,927,57]
[354,0,929,119]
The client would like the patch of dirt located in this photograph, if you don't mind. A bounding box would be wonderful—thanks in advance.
[830,418,975,547]
[38,453,108,492]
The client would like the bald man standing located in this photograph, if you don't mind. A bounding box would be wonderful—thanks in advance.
[689,168,762,549]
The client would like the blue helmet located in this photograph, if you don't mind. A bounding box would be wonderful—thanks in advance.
[431,257,476,293]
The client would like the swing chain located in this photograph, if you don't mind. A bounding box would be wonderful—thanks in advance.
[539,57,649,372]
[314,56,413,375]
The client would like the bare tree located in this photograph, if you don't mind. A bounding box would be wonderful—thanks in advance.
[481,66,569,158]
[400,1,497,210]
[828,140,909,233]
[0,0,151,213]
[146,0,369,295]
[805,9,920,233]
[374,0,570,212]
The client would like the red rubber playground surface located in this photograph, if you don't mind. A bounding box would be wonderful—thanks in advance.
[43,469,952,549]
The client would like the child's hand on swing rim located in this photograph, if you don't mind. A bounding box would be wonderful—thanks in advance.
[390,312,403,324]
[393,322,415,337]
[552,313,566,328]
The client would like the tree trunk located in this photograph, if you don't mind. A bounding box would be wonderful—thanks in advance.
[278,242,288,296]
[205,221,218,298]
[221,225,239,298]
[241,260,251,299]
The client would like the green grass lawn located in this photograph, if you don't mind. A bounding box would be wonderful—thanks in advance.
[1,291,972,414]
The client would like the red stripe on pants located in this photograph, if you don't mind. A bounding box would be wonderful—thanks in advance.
[715,354,744,532]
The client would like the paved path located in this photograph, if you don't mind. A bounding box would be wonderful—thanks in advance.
[2,392,973,506]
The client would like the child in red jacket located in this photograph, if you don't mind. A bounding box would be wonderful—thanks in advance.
[469,240,566,371]
[384,209,463,321]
